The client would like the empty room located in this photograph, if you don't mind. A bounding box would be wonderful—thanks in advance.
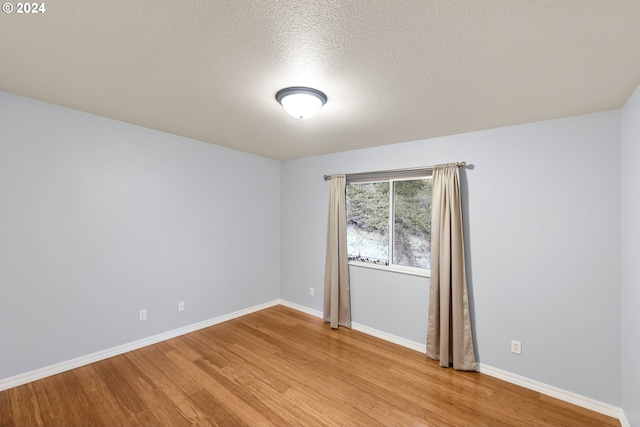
[1,1,639,426]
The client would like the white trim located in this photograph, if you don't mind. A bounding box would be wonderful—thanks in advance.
[280,300,626,425]
[348,261,430,278]
[620,411,630,427]
[278,299,426,352]
[0,300,280,392]
[478,364,625,421]
[351,322,426,353]
[278,299,323,318]
[2,298,628,427]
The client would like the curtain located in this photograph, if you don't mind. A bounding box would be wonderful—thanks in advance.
[426,164,476,371]
[323,174,352,329]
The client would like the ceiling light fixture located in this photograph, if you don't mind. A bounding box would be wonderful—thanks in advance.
[276,87,327,119]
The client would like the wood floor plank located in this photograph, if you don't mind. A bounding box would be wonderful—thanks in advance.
[187,388,249,427]
[0,305,621,427]
[48,371,103,426]
[0,386,12,427]
[73,364,133,427]
[31,377,72,427]
[223,320,464,425]
[122,348,212,426]
[8,384,42,427]
[203,322,481,426]
[91,358,149,419]
[186,348,288,426]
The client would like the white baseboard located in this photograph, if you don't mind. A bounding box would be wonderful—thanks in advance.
[620,411,630,427]
[2,298,628,427]
[478,364,624,421]
[0,299,280,392]
[278,299,323,318]
[351,322,427,353]
[279,299,626,425]
[279,299,426,353]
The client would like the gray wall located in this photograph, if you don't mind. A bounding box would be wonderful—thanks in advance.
[1,89,629,413]
[281,111,622,406]
[0,92,281,379]
[621,83,640,425]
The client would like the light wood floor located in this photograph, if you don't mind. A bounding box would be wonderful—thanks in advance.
[1,305,619,427]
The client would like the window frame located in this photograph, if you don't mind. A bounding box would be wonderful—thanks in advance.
[346,175,432,278]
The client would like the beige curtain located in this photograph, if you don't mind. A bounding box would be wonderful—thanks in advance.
[426,164,476,371]
[323,174,352,329]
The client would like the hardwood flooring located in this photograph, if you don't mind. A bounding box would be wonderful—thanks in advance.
[0,305,619,427]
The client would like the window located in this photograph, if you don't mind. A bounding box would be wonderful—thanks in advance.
[346,176,432,275]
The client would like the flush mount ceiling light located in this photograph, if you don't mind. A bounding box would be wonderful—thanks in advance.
[275,87,327,119]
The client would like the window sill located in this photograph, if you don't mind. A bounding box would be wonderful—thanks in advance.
[348,261,431,278]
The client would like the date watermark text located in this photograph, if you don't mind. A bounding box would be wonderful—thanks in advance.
[3,3,46,13]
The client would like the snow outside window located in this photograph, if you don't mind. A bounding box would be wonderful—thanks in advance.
[346,177,432,275]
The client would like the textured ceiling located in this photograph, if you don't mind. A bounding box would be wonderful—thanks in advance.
[1,1,640,160]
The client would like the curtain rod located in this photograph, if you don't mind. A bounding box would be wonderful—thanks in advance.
[323,162,467,181]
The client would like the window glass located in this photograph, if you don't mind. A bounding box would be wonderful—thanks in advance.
[346,182,389,265]
[346,177,432,272]
[392,179,432,269]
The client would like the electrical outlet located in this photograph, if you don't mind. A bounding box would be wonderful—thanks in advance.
[511,340,522,355]
[138,309,147,322]
[178,301,185,312]
[310,287,315,296]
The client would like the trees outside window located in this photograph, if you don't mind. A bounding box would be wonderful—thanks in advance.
[346,177,432,272]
